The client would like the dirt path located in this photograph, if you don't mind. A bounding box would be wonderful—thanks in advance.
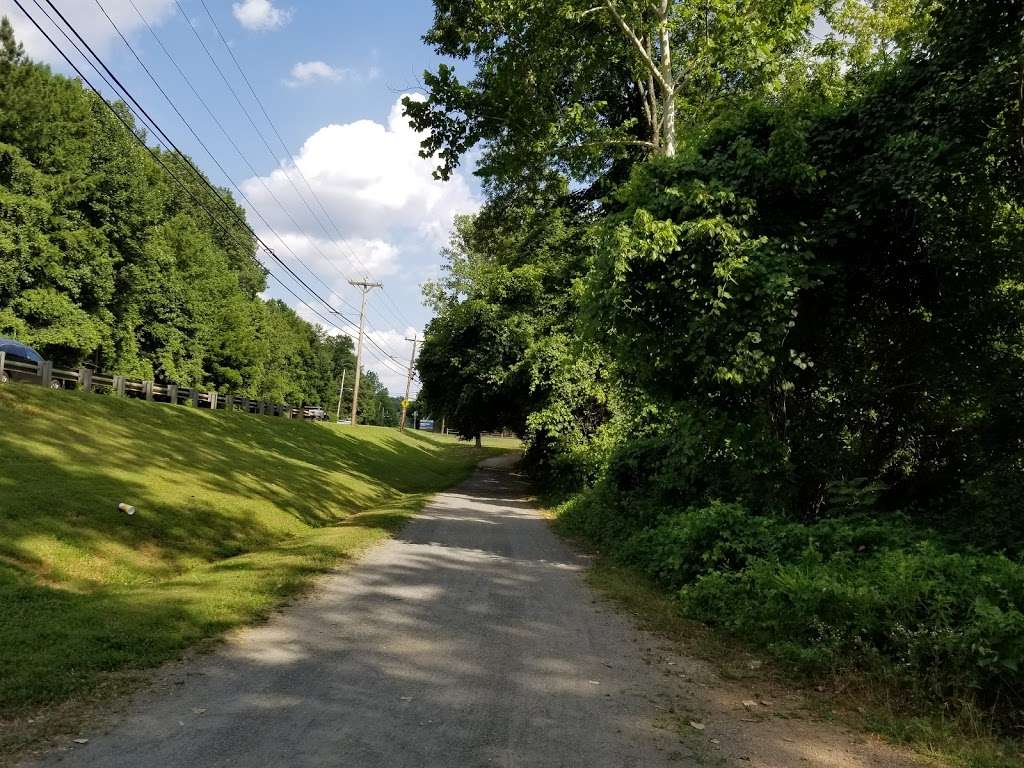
[25,455,924,767]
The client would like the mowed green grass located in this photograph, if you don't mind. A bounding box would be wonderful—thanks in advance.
[427,432,524,450]
[0,384,501,722]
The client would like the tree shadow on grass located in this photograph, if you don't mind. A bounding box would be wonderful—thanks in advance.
[0,384,490,719]
[0,386,487,581]
[0,505,416,723]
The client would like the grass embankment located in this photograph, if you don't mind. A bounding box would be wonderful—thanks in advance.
[427,432,524,450]
[0,384,500,732]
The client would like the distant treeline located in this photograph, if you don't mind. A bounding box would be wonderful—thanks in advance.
[0,18,394,418]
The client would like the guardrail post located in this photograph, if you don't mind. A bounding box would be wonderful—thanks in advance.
[144,380,154,401]
[190,388,199,408]
[114,374,126,396]
[224,394,234,411]
[167,383,177,404]
[209,392,218,410]
[40,360,53,388]
[0,351,6,382]
[79,368,93,392]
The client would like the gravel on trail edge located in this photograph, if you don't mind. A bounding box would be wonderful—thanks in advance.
[25,453,925,768]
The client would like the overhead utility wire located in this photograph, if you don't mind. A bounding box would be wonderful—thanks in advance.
[8,1,357,350]
[170,0,361,296]
[169,1,409,364]
[37,0,348,326]
[46,4,415,379]
[193,0,418,335]
[22,0,408,378]
[98,0,365,324]
[121,4,408,377]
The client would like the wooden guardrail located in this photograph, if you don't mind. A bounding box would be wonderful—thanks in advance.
[0,351,325,420]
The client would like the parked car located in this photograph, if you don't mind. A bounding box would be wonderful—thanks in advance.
[303,406,327,421]
[0,338,55,387]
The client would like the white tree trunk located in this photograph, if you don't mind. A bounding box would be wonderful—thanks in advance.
[657,1,675,156]
[603,0,676,156]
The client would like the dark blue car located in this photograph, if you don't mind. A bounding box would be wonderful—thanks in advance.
[0,338,54,387]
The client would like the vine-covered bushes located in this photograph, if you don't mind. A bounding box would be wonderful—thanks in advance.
[413,0,1024,737]
[558,479,1024,726]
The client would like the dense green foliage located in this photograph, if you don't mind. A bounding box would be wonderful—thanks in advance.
[414,0,1024,733]
[0,18,393,413]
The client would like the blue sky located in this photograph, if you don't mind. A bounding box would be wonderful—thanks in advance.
[1,0,479,395]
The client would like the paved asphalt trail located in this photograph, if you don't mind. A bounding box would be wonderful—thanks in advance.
[33,455,693,768]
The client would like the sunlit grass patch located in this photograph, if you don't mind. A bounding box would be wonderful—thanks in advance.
[0,383,501,728]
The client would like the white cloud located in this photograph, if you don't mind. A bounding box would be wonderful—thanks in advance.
[242,95,478,396]
[269,232,400,294]
[240,94,478,249]
[0,0,176,64]
[232,0,291,31]
[286,60,353,87]
[285,61,381,87]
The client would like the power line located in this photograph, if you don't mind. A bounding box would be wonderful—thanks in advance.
[172,1,360,294]
[41,2,409,376]
[12,1,336,341]
[37,0,344,326]
[102,0,364,321]
[193,0,419,334]
[168,0,412,360]
[119,2,410,375]
[18,0,409,380]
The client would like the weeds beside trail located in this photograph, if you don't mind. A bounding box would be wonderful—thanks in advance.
[0,384,501,735]
[553,502,1024,768]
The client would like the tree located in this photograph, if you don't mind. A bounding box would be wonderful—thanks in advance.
[405,0,818,188]
[418,296,528,446]
[0,16,386,406]
[584,0,1024,525]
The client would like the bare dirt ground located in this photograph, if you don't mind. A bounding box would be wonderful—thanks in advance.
[20,454,927,768]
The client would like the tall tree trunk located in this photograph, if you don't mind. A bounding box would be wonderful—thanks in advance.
[475,433,482,448]
[657,1,676,156]
[603,0,676,156]
[645,35,660,149]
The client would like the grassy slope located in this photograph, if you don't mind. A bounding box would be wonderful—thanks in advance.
[0,384,499,724]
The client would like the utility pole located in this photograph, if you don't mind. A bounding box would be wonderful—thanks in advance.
[349,280,382,426]
[399,334,418,432]
[334,368,347,423]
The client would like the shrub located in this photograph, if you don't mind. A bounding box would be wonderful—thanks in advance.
[679,544,1024,726]
[558,485,1024,729]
